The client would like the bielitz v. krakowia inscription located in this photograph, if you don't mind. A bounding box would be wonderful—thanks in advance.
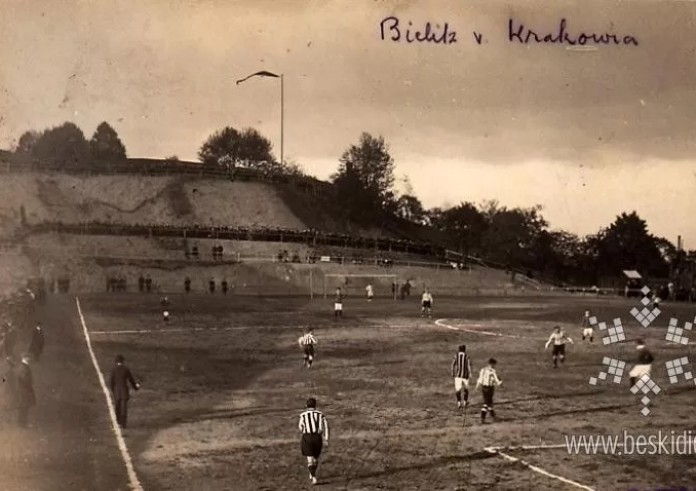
[379,17,639,46]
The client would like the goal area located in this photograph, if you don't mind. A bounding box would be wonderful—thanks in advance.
[323,274,398,299]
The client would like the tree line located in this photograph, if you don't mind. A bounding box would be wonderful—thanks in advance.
[10,123,690,286]
[16,122,127,165]
[326,132,690,286]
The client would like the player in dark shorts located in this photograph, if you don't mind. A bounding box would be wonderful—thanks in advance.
[545,326,573,368]
[299,398,330,485]
[298,330,317,368]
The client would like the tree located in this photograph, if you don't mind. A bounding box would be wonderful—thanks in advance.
[396,194,426,224]
[89,122,127,161]
[430,202,487,255]
[15,131,40,154]
[481,205,548,267]
[198,126,274,168]
[595,211,668,278]
[30,122,89,166]
[332,133,396,224]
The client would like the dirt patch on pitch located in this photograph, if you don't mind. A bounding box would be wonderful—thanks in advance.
[140,395,259,465]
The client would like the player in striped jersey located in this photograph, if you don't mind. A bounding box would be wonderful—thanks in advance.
[545,326,573,368]
[334,288,344,318]
[452,345,472,409]
[298,329,317,368]
[298,398,330,485]
[475,358,502,423]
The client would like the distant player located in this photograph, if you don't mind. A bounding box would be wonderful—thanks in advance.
[545,326,573,368]
[421,289,433,318]
[650,292,662,311]
[365,284,374,302]
[475,358,502,423]
[629,339,654,387]
[581,310,594,342]
[452,344,472,409]
[299,397,330,485]
[298,329,317,368]
[160,296,170,323]
[334,288,344,318]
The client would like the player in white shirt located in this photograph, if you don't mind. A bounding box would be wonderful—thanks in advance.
[581,310,593,342]
[421,290,433,318]
[475,358,502,423]
[334,288,344,318]
[160,296,170,323]
[365,284,374,302]
[545,326,573,368]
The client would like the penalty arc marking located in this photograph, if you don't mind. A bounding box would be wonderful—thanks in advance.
[434,318,524,339]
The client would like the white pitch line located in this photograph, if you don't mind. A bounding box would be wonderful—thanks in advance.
[435,318,523,339]
[483,446,595,491]
[90,323,418,335]
[76,298,143,491]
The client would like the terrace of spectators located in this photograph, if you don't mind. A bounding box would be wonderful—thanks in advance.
[0,156,561,293]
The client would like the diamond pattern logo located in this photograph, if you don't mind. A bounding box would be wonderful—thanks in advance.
[586,288,695,417]
[589,316,626,345]
[665,356,694,385]
[589,357,626,385]
[630,374,661,416]
[629,286,661,327]
[665,317,694,345]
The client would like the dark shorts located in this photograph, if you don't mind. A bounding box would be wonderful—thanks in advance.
[552,344,566,357]
[304,345,315,357]
[301,433,323,458]
[422,301,432,308]
[482,386,495,407]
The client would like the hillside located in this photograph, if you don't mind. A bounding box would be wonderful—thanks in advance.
[0,165,561,296]
[0,173,308,234]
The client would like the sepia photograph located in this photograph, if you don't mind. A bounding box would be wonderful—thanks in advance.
[1,0,695,489]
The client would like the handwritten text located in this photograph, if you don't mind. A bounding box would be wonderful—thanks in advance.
[380,16,457,45]
[509,18,639,46]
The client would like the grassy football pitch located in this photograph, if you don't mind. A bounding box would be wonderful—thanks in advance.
[78,293,696,490]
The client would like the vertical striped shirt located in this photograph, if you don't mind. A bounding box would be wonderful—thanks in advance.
[298,333,317,347]
[476,366,502,388]
[299,409,330,440]
[545,331,573,348]
[452,352,471,378]
[335,291,343,302]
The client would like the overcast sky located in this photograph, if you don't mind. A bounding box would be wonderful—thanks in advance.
[2,0,695,245]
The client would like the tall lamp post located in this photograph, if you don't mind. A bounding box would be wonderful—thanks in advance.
[236,71,284,165]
